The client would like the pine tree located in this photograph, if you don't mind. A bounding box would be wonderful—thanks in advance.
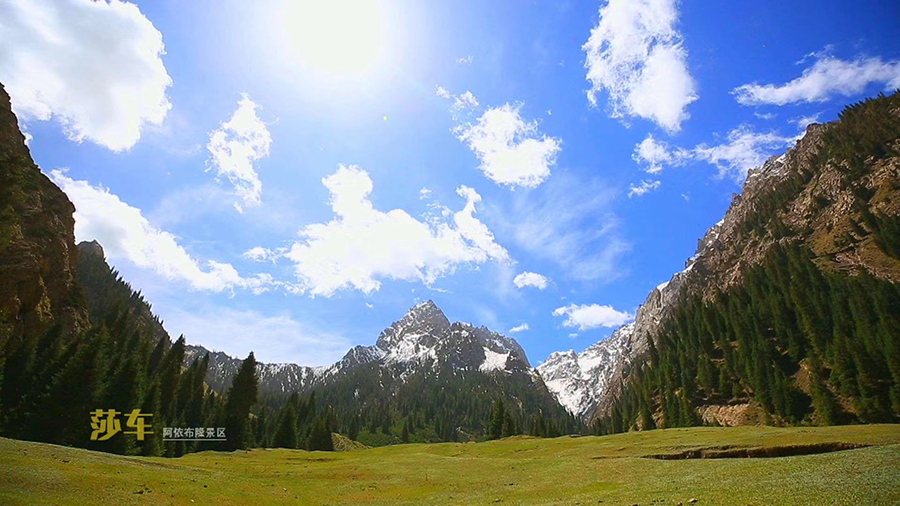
[272,402,298,449]
[501,409,516,438]
[223,352,259,450]
[488,399,505,439]
[307,416,334,451]
[401,419,410,443]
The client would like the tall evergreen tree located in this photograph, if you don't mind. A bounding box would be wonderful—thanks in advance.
[223,352,259,450]
[272,401,299,449]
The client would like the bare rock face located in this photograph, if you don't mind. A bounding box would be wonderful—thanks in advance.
[0,83,89,342]
[77,240,105,260]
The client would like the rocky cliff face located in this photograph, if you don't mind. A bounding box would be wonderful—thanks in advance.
[0,83,88,342]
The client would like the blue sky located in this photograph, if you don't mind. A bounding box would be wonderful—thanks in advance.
[3,0,900,366]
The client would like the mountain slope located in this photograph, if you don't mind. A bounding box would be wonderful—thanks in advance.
[542,91,900,424]
[587,91,900,430]
[0,83,220,456]
[76,240,170,345]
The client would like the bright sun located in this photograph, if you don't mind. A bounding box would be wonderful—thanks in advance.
[282,0,387,75]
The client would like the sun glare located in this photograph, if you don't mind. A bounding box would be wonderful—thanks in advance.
[282,0,387,76]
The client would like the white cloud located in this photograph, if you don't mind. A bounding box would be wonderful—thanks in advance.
[632,134,689,174]
[206,94,271,212]
[628,179,661,198]
[452,91,480,114]
[243,247,269,262]
[436,86,480,120]
[513,271,550,290]
[583,0,697,132]
[51,170,274,294]
[552,303,632,330]
[419,187,433,200]
[692,125,794,181]
[456,55,473,65]
[790,113,820,130]
[509,323,529,334]
[163,307,351,366]
[733,55,900,106]
[455,104,561,188]
[277,165,509,297]
[243,246,285,263]
[0,0,172,151]
[632,126,797,181]
[754,112,776,121]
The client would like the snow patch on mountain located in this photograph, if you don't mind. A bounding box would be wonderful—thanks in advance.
[480,348,510,372]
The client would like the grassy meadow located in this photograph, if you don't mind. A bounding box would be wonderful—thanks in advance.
[2,425,899,505]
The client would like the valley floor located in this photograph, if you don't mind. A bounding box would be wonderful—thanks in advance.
[2,425,899,505]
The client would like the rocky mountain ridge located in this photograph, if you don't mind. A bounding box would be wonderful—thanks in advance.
[185,300,536,395]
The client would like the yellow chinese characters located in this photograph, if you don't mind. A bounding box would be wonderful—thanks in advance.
[90,409,153,441]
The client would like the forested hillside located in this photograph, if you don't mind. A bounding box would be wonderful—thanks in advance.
[595,91,900,434]
[0,82,255,457]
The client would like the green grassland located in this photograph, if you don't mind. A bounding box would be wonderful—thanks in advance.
[2,425,900,505]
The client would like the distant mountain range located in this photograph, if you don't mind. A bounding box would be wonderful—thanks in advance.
[182,299,533,394]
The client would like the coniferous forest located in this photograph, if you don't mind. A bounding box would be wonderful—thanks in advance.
[595,242,900,435]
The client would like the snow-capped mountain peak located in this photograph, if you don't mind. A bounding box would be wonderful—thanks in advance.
[375,299,450,357]
[537,322,636,418]
[190,301,540,396]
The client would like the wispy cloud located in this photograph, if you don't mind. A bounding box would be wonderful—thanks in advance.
[489,173,629,282]
[509,323,530,333]
[207,94,271,213]
[692,126,795,181]
[633,125,799,182]
[436,85,480,120]
[628,179,661,198]
[733,54,900,106]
